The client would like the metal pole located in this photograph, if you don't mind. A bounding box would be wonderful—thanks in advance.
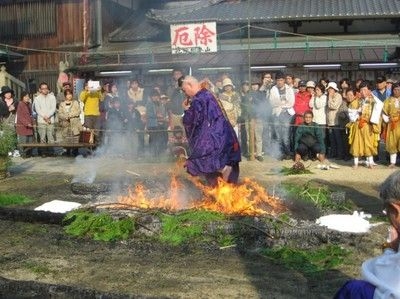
[247,0,255,161]
[95,0,103,47]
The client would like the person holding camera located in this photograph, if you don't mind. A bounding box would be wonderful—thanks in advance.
[79,80,103,144]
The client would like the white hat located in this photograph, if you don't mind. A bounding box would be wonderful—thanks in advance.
[327,82,339,91]
[222,78,234,88]
[306,81,316,88]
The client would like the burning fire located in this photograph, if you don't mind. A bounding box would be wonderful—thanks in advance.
[117,176,286,216]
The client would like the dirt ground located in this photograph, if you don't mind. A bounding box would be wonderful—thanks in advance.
[0,155,395,298]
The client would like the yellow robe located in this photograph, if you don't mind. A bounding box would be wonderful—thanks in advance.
[383,96,400,154]
[347,97,380,157]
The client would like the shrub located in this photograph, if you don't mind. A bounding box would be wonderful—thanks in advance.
[262,244,350,276]
[0,123,17,156]
[63,210,135,242]
[159,209,226,246]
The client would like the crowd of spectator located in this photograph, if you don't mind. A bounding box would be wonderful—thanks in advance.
[224,72,399,169]
[0,68,399,169]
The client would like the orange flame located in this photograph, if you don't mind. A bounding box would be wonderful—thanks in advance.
[117,175,286,216]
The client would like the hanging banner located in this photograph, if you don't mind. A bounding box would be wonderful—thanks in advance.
[170,22,217,54]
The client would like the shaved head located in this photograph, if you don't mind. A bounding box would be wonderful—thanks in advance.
[181,75,201,97]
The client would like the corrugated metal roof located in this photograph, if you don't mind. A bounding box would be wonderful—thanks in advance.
[147,0,400,23]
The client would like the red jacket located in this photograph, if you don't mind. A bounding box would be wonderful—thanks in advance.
[293,91,312,125]
[16,101,34,136]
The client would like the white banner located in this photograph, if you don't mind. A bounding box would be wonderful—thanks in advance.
[170,22,217,54]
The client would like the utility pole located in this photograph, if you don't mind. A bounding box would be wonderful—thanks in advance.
[247,0,255,161]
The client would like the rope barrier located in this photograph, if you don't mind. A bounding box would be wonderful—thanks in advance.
[3,120,358,134]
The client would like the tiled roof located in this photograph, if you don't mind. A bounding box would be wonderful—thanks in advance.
[110,0,400,42]
[147,0,400,23]
[109,1,223,42]
[109,12,163,42]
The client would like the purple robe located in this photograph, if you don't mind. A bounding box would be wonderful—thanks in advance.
[334,280,375,299]
[183,89,241,182]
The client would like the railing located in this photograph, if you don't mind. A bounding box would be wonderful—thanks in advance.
[0,65,26,97]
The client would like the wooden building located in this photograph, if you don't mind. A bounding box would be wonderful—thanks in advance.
[0,0,134,94]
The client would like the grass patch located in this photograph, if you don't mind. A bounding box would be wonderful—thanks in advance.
[0,193,33,206]
[369,214,388,224]
[23,261,51,276]
[63,210,135,242]
[282,182,354,212]
[22,175,38,182]
[262,245,350,276]
[159,209,227,246]
[279,166,313,176]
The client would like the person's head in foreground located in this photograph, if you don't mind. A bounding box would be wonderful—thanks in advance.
[380,170,400,251]
[334,170,400,299]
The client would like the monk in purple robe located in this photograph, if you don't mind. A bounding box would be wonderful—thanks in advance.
[180,76,241,186]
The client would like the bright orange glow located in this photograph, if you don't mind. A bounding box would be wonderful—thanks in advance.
[117,176,286,216]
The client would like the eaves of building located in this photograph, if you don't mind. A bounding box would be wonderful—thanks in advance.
[73,33,398,72]
[77,0,400,72]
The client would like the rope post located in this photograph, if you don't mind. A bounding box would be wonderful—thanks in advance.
[383,44,388,62]
[305,36,310,54]
[359,46,364,60]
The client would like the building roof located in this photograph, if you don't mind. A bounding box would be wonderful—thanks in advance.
[84,1,400,71]
[147,0,400,23]
[110,0,400,42]
[109,12,163,42]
